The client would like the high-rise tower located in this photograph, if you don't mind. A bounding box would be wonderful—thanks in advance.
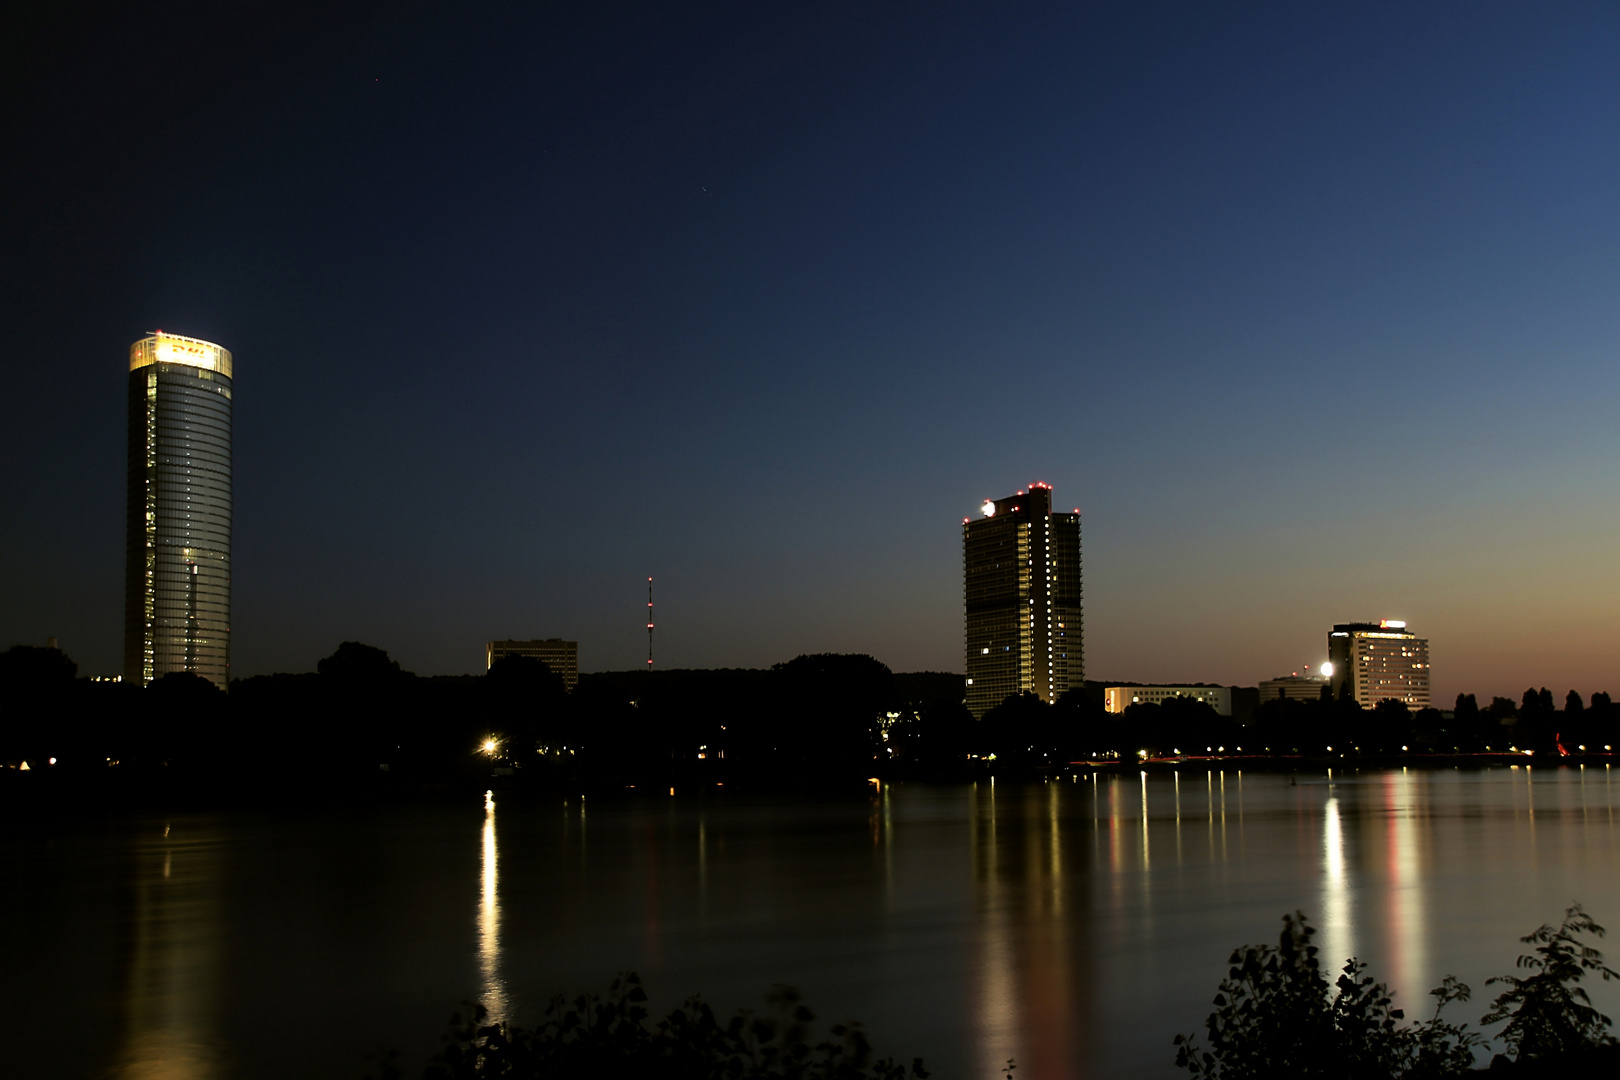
[1327,620,1430,710]
[124,332,233,687]
[963,483,1082,718]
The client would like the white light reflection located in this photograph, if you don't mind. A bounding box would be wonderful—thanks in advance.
[1321,796,1354,980]
[480,790,507,1021]
[1383,773,1427,997]
[1173,771,1183,865]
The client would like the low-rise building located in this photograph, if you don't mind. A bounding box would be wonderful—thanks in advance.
[1105,685,1232,716]
[1258,674,1331,703]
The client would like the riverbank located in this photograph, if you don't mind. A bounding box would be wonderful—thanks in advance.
[4,751,1615,818]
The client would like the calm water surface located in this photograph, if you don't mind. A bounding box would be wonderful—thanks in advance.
[6,768,1620,1080]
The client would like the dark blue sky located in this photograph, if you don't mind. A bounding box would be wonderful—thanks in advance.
[5,2,1620,698]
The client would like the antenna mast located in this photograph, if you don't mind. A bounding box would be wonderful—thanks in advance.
[646,577,654,668]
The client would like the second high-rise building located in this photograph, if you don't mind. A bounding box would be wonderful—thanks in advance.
[963,483,1083,717]
[124,332,233,688]
[1327,620,1430,710]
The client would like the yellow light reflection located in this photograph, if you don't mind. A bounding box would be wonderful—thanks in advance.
[970,782,1017,1080]
[970,781,1080,1080]
[1140,771,1151,871]
[115,824,222,1080]
[480,790,507,1021]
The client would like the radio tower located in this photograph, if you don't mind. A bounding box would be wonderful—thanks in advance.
[646,577,654,668]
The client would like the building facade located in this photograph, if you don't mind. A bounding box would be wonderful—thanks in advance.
[487,638,579,691]
[1257,674,1331,703]
[964,483,1082,717]
[1104,685,1233,716]
[124,332,233,688]
[1327,621,1430,709]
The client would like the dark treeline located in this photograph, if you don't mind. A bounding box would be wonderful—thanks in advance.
[0,642,989,793]
[1242,687,1620,758]
[4,641,1616,800]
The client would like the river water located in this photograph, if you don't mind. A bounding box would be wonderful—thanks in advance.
[6,767,1620,1080]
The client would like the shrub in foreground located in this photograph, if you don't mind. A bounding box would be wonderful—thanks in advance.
[1176,904,1617,1078]
[377,973,927,1080]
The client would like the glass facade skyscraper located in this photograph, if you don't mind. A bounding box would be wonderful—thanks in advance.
[963,483,1083,718]
[124,333,233,687]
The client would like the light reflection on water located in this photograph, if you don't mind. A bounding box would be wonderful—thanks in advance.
[114,822,223,1080]
[7,768,1620,1080]
[479,789,506,1022]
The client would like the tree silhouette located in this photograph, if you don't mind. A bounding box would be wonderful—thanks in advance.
[318,641,408,682]
[485,655,569,755]
[1174,913,1480,1078]
[767,654,896,775]
[1481,904,1618,1060]
[401,973,927,1080]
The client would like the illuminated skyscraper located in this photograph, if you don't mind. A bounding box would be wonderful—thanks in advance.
[124,332,233,687]
[1327,620,1430,710]
[963,483,1082,718]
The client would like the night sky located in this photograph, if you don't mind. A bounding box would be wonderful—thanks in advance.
[5,2,1620,700]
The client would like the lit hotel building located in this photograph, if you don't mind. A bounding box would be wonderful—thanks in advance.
[1327,621,1430,710]
[487,638,579,691]
[963,483,1082,717]
[124,332,233,687]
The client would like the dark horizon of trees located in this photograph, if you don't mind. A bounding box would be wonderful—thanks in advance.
[2,641,1617,796]
[0,641,981,789]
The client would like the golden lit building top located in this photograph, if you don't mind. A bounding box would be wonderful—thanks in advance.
[129,331,233,378]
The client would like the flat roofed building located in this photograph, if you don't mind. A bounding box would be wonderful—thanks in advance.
[1258,675,1331,703]
[964,483,1082,718]
[1327,621,1430,710]
[487,638,578,691]
[124,332,233,688]
[1104,685,1232,716]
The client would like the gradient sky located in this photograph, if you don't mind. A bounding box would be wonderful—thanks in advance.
[5,2,1620,702]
